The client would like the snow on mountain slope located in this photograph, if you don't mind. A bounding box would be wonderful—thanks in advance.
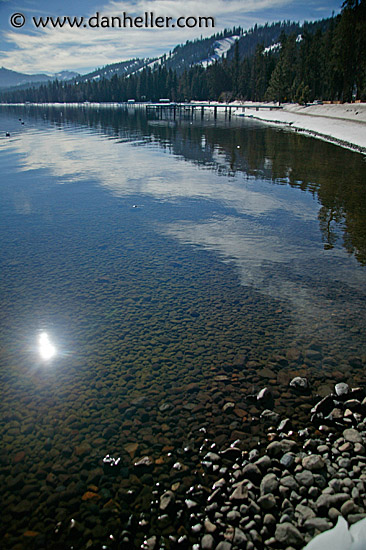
[201,36,240,67]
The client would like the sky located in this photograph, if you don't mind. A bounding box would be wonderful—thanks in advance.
[0,0,342,76]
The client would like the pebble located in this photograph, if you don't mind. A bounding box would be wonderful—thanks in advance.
[281,475,299,491]
[233,527,247,544]
[242,463,262,483]
[229,481,248,501]
[201,534,215,549]
[295,470,314,487]
[159,490,175,512]
[343,428,363,444]
[215,542,232,550]
[258,493,276,510]
[304,517,332,533]
[260,473,279,495]
[302,455,325,471]
[335,382,350,397]
[289,377,309,392]
[295,504,316,521]
[275,522,303,546]
[340,499,357,515]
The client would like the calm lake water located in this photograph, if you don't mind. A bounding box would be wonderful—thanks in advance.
[0,104,365,549]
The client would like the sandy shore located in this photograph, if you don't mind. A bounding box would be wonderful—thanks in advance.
[233,102,366,154]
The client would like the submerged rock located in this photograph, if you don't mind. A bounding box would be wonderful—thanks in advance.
[335,383,350,398]
[159,490,175,513]
[290,377,310,392]
[102,454,122,475]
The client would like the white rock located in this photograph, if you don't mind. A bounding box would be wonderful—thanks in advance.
[302,516,351,549]
[350,517,366,549]
[302,516,366,550]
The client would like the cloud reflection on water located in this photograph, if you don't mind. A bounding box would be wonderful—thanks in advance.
[4,126,317,219]
[3,122,365,344]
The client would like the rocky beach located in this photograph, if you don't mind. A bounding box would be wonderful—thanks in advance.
[2,349,366,550]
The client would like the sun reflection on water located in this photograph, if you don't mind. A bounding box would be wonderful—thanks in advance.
[38,332,56,361]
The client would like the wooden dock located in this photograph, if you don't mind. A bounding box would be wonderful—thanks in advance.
[145,102,282,119]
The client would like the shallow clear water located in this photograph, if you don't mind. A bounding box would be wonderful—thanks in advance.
[0,104,365,548]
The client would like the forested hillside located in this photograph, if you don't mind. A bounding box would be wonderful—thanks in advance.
[1,1,365,104]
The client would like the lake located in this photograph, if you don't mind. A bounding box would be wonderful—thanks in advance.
[0,104,365,549]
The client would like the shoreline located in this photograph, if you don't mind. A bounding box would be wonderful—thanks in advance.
[234,102,366,155]
[2,101,366,155]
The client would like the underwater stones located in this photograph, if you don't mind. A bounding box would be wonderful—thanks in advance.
[2,305,366,550]
[267,438,297,457]
[102,454,122,475]
[305,348,322,362]
[255,454,271,471]
[219,446,242,461]
[257,388,274,408]
[340,499,358,516]
[286,348,302,362]
[311,395,336,417]
[185,498,199,510]
[124,442,139,458]
[75,442,92,457]
[335,383,350,398]
[82,490,100,501]
[289,377,310,393]
[159,490,176,513]
[143,536,157,549]
[258,367,276,379]
[7,473,25,491]
[295,503,316,521]
[223,402,235,413]
[203,452,220,463]
[281,475,299,491]
[11,499,32,517]
[159,403,172,413]
[266,440,283,457]
[134,456,154,473]
[13,451,26,463]
[260,409,280,426]
[277,418,292,433]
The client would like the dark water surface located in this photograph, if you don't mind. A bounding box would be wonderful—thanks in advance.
[0,104,365,549]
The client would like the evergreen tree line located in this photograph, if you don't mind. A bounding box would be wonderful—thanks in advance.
[1,1,365,104]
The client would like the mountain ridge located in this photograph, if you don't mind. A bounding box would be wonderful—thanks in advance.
[0,18,332,91]
[0,67,79,89]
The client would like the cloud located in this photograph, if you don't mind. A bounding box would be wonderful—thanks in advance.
[0,0,291,73]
